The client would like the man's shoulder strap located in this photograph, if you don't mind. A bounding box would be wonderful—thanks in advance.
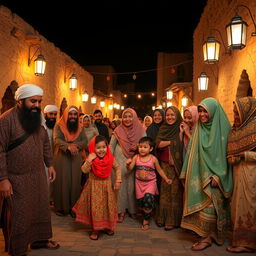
[7,133,30,152]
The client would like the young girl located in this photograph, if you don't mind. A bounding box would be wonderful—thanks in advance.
[72,135,121,240]
[126,136,172,231]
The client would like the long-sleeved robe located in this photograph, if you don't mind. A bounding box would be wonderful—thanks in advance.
[0,107,53,256]
[53,125,87,213]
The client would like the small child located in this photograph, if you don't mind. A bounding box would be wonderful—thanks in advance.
[72,135,121,240]
[126,136,172,230]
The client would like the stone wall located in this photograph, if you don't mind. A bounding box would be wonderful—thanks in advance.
[193,0,256,121]
[0,5,95,114]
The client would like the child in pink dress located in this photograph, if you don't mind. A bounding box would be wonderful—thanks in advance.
[72,135,121,240]
[126,136,172,230]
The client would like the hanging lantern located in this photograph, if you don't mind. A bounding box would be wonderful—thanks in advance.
[124,94,127,98]
[100,100,105,108]
[226,15,248,49]
[166,102,172,107]
[91,96,97,104]
[69,74,77,90]
[198,72,209,91]
[151,92,155,96]
[109,104,113,110]
[34,54,46,76]
[203,36,220,64]
[137,94,141,99]
[181,96,188,107]
[82,92,89,102]
[166,90,173,100]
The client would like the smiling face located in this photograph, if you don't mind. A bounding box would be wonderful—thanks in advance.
[144,116,152,127]
[183,110,193,128]
[122,111,133,127]
[153,110,163,124]
[165,108,177,125]
[138,141,152,157]
[95,140,107,158]
[198,106,210,123]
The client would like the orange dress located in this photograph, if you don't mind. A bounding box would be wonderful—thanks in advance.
[72,160,121,231]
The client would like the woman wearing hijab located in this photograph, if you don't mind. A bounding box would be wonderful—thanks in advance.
[146,109,165,143]
[226,97,256,253]
[180,98,233,251]
[143,115,153,129]
[155,106,184,230]
[179,106,199,153]
[82,114,99,145]
[110,108,145,222]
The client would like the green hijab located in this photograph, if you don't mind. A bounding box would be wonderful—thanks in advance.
[180,98,233,216]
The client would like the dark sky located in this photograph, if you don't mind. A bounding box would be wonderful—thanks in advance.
[1,0,207,90]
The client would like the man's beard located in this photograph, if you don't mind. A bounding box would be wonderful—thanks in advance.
[67,119,78,133]
[45,116,56,129]
[18,102,41,134]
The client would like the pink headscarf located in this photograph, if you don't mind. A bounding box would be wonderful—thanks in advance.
[113,108,145,158]
[183,105,199,150]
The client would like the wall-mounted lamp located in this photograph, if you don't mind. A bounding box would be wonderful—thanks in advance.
[82,91,89,102]
[91,96,97,104]
[198,72,209,91]
[69,74,77,90]
[226,4,256,50]
[28,44,46,76]
[64,63,77,90]
[203,29,231,64]
[100,100,105,108]
[181,96,188,107]
[166,89,173,100]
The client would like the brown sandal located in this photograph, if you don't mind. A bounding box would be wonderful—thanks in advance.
[89,231,99,240]
[191,241,211,251]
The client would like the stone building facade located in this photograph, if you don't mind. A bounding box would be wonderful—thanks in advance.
[193,0,256,121]
[0,5,95,115]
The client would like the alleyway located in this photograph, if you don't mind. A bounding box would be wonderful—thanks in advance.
[1,209,254,256]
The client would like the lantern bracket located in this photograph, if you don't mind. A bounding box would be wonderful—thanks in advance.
[64,62,75,83]
[235,4,256,36]
[28,44,41,66]
[209,28,231,55]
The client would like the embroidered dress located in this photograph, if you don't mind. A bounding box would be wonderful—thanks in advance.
[135,155,158,199]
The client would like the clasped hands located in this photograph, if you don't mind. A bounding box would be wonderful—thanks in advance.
[68,143,79,155]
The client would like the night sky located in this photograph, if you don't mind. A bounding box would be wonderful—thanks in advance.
[0,0,207,91]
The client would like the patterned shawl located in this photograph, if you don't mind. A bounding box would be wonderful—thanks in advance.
[227,97,256,157]
[57,105,83,142]
[156,106,183,174]
[183,106,199,150]
[113,108,144,158]
[180,98,233,216]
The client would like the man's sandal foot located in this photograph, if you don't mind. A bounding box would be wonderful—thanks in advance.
[226,246,255,253]
[191,241,211,251]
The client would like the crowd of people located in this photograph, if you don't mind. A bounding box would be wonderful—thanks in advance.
[0,83,255,255]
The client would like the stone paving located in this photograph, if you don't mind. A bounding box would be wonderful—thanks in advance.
[0,210,254,256]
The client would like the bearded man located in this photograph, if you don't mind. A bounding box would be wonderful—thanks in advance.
[0,84,59,256]
[53,105,87,217]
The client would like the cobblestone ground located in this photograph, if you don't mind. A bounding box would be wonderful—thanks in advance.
[0,210,254,256]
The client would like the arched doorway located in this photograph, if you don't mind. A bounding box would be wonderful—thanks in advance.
[236,70,253,99]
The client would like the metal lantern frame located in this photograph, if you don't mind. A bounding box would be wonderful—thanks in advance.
[198,72,209,91]
[203,36,220,64]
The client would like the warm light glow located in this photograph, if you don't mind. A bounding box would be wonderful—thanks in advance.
[109,104,113,110]
[166,102,172,107]
[151,92,155,96]
[166,90,173,100]
[109,93,113,97]
[181,96,188,107]
[116,104,120,110]
[156,105,163,109]
[34,54,46,76]
[91,96,97,104]
[133,73,137,80]
[106,75,111,81]
[69,74,77,90]
[124,94,127,98]
[114,103,117,109]
[100,100,105,107]
[82,92,89,102]
[137,94,141,99]
[226,15,248,49]
[121,106,124,110]
[198,72,209,91]
[152,106,156,111]
[203,36,220,64]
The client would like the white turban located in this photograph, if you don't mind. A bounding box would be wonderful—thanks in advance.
[69,107,78,112]
[14,84,43,101]
[44,105,58,113]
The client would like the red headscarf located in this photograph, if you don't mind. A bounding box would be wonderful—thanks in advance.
[57,105,83,142]
[113,108,145,158]
[88,136,114,178]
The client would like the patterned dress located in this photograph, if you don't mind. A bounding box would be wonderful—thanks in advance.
[72,160,121,231]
